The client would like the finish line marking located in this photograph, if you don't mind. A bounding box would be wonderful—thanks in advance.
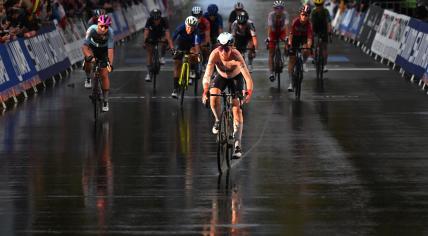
[113,67,390,72]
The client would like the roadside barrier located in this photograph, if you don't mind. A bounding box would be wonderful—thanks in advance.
[334,4,428,93]
[0,0,190,110]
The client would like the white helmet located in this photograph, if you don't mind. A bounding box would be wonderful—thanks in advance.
[235,2,244,10]
[217,32,234,46]
[273,0,286,8]
[185,16,198,27]
[191,6,203,16]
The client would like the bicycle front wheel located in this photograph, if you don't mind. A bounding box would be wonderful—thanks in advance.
[217,111,231,174]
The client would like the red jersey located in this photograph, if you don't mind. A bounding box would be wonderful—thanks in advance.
[198,17,211,34]
[290,17,313,39]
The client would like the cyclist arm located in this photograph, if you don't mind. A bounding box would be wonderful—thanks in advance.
[82,27,95,58]
[107,29,115,65]
[307,22,313,48]
[165,30,174,49]
[143,28,149,43]
[236,51,253,102]
[202,51,216,98]
[249,21,258,49]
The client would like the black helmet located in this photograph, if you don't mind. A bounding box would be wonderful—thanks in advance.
[150,9,162,20]
[236,11,248,24]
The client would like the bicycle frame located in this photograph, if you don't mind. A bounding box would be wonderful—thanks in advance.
[290,47,311,100]
[91,60,103,121]
[271,39,285,90]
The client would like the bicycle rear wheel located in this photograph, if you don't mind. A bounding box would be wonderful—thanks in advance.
[294,65,302,100]
[217,111,231,174]
[273,48,282,90]
[92,79,101,121]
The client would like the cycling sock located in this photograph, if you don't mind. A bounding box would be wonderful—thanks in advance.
[233,122,243,147]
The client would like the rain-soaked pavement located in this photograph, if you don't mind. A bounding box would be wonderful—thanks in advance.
[2,0,428,235]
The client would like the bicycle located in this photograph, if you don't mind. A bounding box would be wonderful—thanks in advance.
[269,38,286,90]
[176,50,202,106]
[147,40,167,91]
[210,91,244,174]
[314,35,325,81]
[89,59,104,121]
[290,47,312,100]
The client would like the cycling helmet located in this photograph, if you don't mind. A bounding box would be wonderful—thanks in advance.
[217,32,234,46]
[192,6,203,17]
[207,4,219,15]
[150,9,162,20]
[235,2,244,10]
[273,0,286,8]
[185,16,198,27]
[98,14,112,26]
[93,9,105,17]
[313,0,325,5]
[236,11,248,24]
[300,4,311,15]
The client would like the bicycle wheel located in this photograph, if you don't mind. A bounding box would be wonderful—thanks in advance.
[179,62,189,106]
[294,64,301,100]
[225,111,234,162]
[217,111,230,173]
[92,78,101,121]
[152,49,159,91]
[296,64,303,100]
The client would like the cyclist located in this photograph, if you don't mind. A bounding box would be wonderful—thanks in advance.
[203,4,224,47]
[143,9,174,82]
[231,11,258,73]
[267,0,290,82]
[82,14,114,112]
[311,0,332,72]
[191,6,211,68]
[171,16,201,98]
[228,2,247,31]
[88,9,105,26]
[201,32,254,159]
[287,5,313,91]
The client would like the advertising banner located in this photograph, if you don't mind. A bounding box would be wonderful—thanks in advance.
[396,18,428,77]
[357,5,384,49]
[349,12,366,40]
[23,26,71,80]
[339,8,355,35]
[371,10,410,62]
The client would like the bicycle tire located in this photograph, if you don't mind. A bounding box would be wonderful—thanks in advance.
[92,78,101,121]
[297,63,303,100]
[274,47,282,90]
[217,111,230,174]
[153,47,159,91]
[179,61,189,106]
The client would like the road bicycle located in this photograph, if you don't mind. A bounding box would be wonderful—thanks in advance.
[210,91,243,174]
[176,51,202,106]
[147,40,167,91]
[290,47,312,100]
[89,59,104,121]
[270,38,286,90]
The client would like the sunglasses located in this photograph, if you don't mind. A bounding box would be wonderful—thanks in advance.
[219,46,231,53]
[99,25,109,30]
[274,6,284,10]
[300,14,309,17]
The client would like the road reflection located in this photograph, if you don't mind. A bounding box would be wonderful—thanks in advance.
[82,121,114,234]
[203,172,246,235]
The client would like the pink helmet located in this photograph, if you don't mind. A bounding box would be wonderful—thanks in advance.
[98,14,112,26]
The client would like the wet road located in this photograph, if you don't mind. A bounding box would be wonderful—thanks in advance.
[2,0,428,235]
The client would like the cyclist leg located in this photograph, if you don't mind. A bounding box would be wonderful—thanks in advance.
[82,45,94,88]
[209,74,227,134]
[288,51,296,92]
[160,36,167,64]
[172,54,183,98]
[231,74,244,157]
[145,43,154,81]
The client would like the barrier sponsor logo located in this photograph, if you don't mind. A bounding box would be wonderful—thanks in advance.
[6,41,32,82]
[371,10,410,62]
[396,18,428,77]
[358,5,384,48]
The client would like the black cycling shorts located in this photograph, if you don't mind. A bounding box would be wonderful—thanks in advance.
[210,73,244,94]
[89,45,109,68]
